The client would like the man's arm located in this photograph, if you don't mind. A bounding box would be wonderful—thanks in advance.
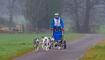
[49,19,54,30]
[61,18,64,28]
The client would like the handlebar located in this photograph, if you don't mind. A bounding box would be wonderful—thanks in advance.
[48,28,64,31]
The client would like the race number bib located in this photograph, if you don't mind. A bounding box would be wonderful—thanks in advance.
[54,18,61,26]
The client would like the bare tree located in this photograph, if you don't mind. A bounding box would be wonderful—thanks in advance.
[8,0,16,28]
[62,0,104,33]
[82,0,99,33]
[62,0,83,32]
[24,0,61,32]
[24,0,48,32]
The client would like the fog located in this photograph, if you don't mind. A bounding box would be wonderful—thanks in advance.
[0,0,105,33]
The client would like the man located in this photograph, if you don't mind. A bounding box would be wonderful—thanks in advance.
[50,13,64,42]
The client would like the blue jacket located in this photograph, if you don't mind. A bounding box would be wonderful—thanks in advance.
[50,18,64,28]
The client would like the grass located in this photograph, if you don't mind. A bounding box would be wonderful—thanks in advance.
[97,25,105,33]
[64,33,83,41]
[81,40,105,60]
[0,33,35,60]
[0,33,82,60]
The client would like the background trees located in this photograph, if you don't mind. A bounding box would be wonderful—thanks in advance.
[24,0,61,32]
[62,0,105,33]
[0,0,105,33]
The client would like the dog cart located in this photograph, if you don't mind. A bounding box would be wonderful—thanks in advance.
[52,26,66,49]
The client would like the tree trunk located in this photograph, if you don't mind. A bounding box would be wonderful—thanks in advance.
[9,0,15,28]
[74,0,81,33]
[83,0,91,33]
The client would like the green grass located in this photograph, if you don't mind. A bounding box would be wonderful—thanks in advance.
[64,33,83,41]
[81,40,105,60]
[97,25,105,33]
[0,33,35,60]
[0,33,82,60]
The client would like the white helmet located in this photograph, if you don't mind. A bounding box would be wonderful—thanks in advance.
[54,13,59,16]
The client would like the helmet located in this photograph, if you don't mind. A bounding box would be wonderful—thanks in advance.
[54,13,59,16]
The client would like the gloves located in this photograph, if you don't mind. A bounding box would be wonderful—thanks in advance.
[49,28,64,31]
[49,28,53,30]
[61,28,64,31]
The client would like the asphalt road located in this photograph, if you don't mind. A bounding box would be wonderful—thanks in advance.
[14,34,104,60]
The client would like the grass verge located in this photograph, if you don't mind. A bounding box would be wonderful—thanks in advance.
[80,39,105,60]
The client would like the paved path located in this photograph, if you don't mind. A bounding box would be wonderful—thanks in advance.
[14,34,104,60]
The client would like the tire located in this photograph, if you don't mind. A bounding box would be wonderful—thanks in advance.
[49,46,51,49]
[62,40,66,49]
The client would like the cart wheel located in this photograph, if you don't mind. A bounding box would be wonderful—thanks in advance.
[49,45,52,49]
[62,40,66,49]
